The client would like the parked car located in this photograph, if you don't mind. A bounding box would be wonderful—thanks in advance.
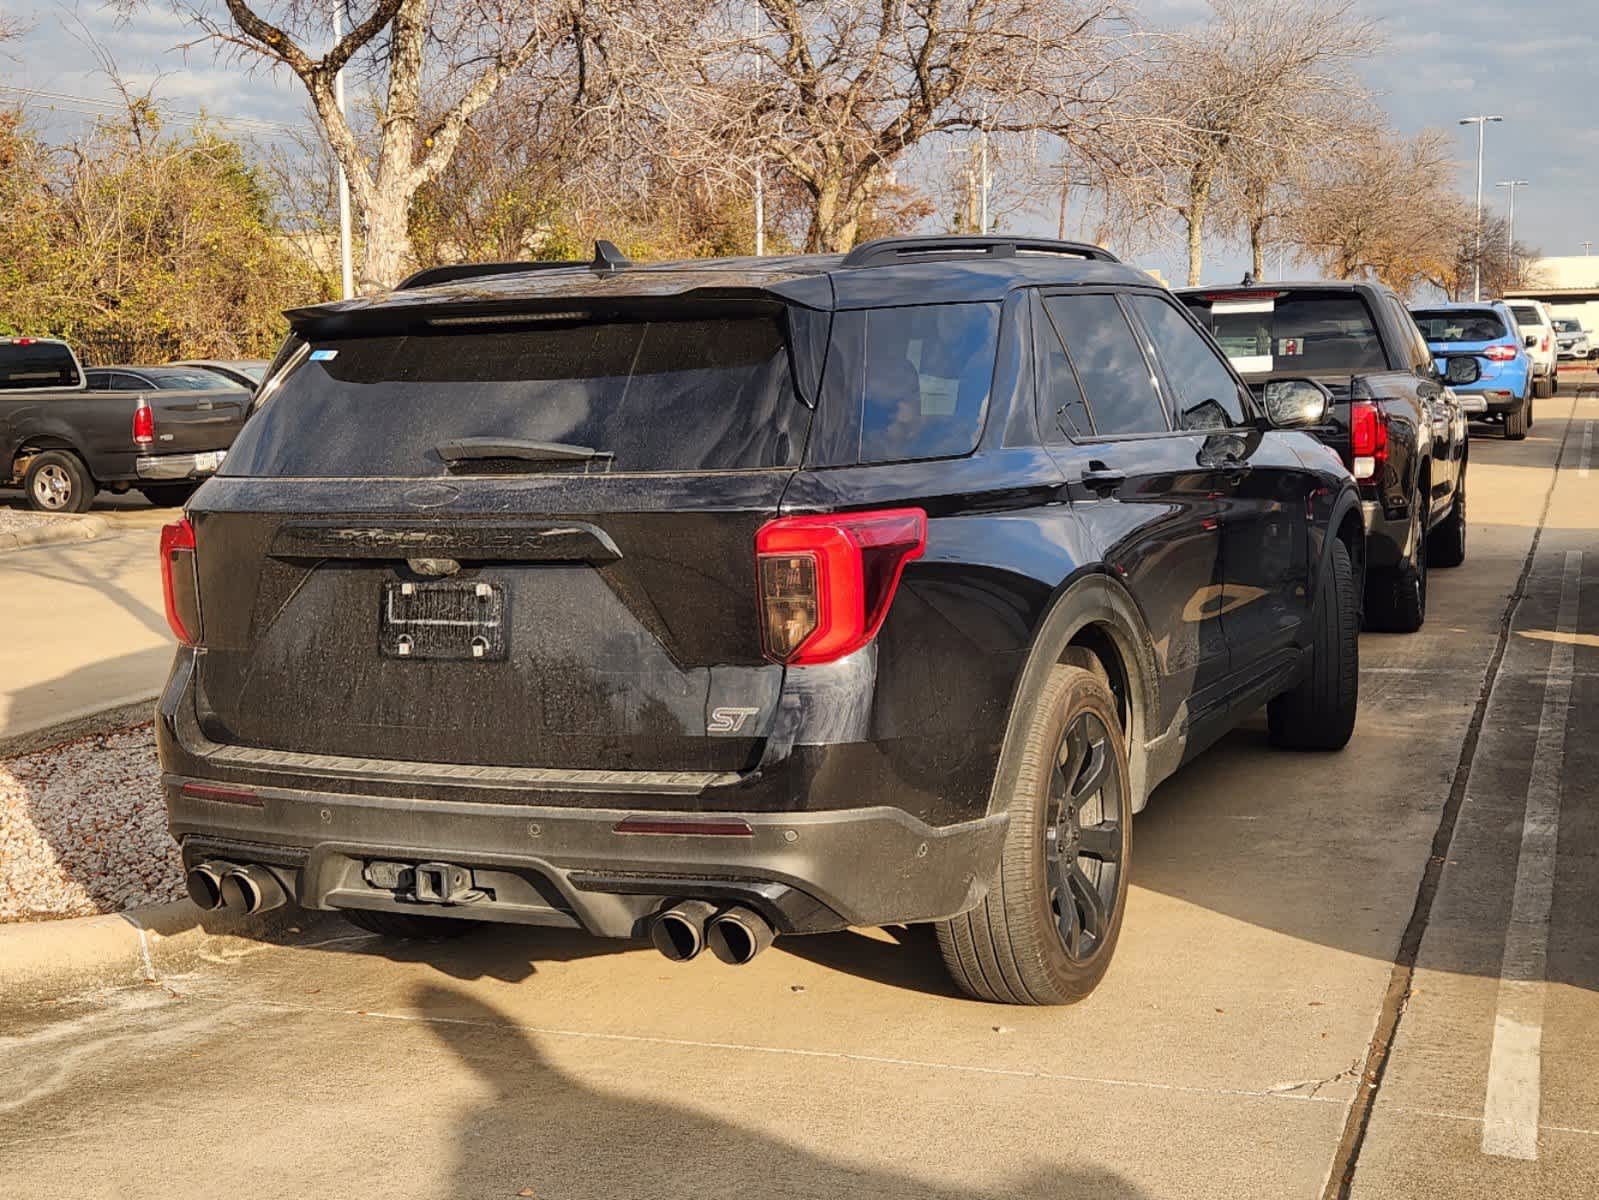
[1553,317,1593,361]
[1504,299,1560,397]
[157,237,1365,1005]
[0,338,249,511]
[85,365,251,394]
[1176,281,1469,634]
[1410,302,1534,441]
[170,359,269,390]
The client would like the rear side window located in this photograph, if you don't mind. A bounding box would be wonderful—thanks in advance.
[1411,309,1507,342]
[222,315,805,477]
[0,341,81,390]
[1043,294,1169,436]
[858,304,999,462]
[1124,293,1248,430]
[1181,291,1387,373]
[141,368,245,391]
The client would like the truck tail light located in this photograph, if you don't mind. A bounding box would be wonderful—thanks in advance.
[132,399,155,446]
[160,518,201,645]
[1541,335,1550,352]
[1484,343,1518,362]
[755,508,927,665]
[1350,400,1388,483]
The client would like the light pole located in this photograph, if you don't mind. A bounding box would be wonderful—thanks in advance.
[1583,240,1593,256]
[333,1,354,299]
[1459,115,1503,301]
[1497,180,1528,286]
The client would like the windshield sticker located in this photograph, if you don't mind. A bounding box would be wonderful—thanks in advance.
[309,349,339,362]
[1278,337,1303,356]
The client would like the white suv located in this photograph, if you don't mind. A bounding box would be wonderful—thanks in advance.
[1506,299,1560,397]
[1553,316,1594,361]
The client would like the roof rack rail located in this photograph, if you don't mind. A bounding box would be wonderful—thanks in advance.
[840,235,1119,268]
[396,240,632,291]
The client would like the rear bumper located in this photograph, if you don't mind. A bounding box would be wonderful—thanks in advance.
[136,450,225,481]
[156,654,1005,938]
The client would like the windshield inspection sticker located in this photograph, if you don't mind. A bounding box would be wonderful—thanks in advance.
[309,349,339,362]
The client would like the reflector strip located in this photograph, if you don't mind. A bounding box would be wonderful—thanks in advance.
[180,783,263,806]
[614,817,755,837]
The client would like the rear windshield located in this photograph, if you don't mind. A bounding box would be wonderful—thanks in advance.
[1411,309,1507,342]
[222,315,805,477]
[1508,306,1544,329]
[1179,291,1386,373]
[0,341,81,390]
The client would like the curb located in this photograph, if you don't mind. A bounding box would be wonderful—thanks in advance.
[0,697,160,759]
[0,898,312,1005]
[0,513,108,553]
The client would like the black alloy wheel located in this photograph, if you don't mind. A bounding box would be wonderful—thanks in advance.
[1044,711,1124,963]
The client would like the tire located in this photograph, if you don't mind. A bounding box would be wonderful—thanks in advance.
[22,450,95,513]
[1551,372,1560,396]
[1427,471,1467,569]
[138,483,199,508]
[1365,487,1427,632]
[1534,374,1553,400]
[1505,397,1528,440]
[1268,537,1358,751]
[340,908,479,940]
[935,664,1132,1005]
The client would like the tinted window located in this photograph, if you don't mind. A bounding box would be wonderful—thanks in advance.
[111,373,150,391]
[1509,306,1544,330]
[223,316,805,478]
[1181,291,1387,372]
[1385,297,1433,372]
[85,371,114,391]
[859,304,998,462]
[0,341,81,390]
[142,367,245,391]
[1035,298,1094,441]
[1043,295,1168,436]
[1125,294,1247,431]
[1411,309,1507,342]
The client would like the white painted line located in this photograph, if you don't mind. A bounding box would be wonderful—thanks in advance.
[1581,421,1592,478]
[1481,550,1582,1160]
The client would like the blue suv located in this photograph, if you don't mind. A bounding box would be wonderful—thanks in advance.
[1410,301,1534,440]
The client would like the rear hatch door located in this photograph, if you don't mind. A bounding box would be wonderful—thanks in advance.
[191,301,819,777]
[1411,306,1519,386]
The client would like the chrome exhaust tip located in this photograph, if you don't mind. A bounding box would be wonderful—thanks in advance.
[650,899,718,962]
[218,864,288,916]
[706,907,776,966]
[185,861,230,911]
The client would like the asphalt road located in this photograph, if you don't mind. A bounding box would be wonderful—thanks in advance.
[3,388,1598,1199]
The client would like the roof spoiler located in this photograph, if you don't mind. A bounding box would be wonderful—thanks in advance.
[841,235,1118,268]
[396,241,631,290]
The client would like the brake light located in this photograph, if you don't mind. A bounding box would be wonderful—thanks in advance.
[1484,343,1518,362]
[160,518,201,645]
[1197,290,1284,302]
[1541,335,1550,352]
[755,508,927,665]
[132,399,155,446]
[1350,400,1388,483]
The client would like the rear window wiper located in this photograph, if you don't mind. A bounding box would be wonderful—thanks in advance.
[435,437,614,466]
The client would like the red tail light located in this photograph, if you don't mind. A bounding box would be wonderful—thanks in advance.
[755,508,927,665]
[132,400,155,446]
[1350,400,1388,483]
[1484,343,1518,362]
[160,518,201,645]
[1541,335,1550,352]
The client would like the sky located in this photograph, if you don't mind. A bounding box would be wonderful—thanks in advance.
[2,0,1595,286]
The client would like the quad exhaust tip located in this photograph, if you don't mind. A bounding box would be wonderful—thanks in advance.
[187,861,288,916]
[650,899,719,962]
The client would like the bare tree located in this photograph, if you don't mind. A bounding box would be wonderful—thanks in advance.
[1108,0,1378,285]
[640,0,1130,253]
[174,0,579,289]
[1287,128,1462,294]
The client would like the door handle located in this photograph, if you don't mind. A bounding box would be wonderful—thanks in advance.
[1080,465,1127,496]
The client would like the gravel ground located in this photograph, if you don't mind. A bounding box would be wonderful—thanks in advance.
[0,723,183,922]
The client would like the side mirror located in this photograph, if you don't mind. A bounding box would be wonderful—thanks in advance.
[1524,333,1538,349]
[1442,356,1481,385]
[1261,379,1330,429]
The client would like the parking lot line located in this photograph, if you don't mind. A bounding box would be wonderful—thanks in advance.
[1582,422,1592,479]
[1480,549,1582,1161]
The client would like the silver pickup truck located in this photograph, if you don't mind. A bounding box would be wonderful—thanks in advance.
[0,337,249,511]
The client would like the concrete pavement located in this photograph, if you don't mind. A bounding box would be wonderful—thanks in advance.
[2,402,1596,1198]
[0,494,171,745]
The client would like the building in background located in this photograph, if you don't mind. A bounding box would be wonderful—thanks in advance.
[1507,256,1599,337]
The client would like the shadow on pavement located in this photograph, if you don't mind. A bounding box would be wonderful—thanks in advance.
[417,983,1153,1200]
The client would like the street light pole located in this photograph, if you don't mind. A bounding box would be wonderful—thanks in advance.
[1497,180,1528,281]
[333,1,354,300]
[1459,115,1503,302]
[1583,240,1593,256]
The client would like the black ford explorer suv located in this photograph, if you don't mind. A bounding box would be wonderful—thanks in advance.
[158,236,1363,1005]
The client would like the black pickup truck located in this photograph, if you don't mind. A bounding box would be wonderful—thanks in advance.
[0,337,248,511]
[1177,281,1470,633]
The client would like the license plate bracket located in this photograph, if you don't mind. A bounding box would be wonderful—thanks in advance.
[380,580,507,661]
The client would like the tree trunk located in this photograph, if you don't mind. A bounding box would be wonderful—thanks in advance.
[1250,219,1267,280]
[1185,167,1215,287]
[361,185,414,292]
